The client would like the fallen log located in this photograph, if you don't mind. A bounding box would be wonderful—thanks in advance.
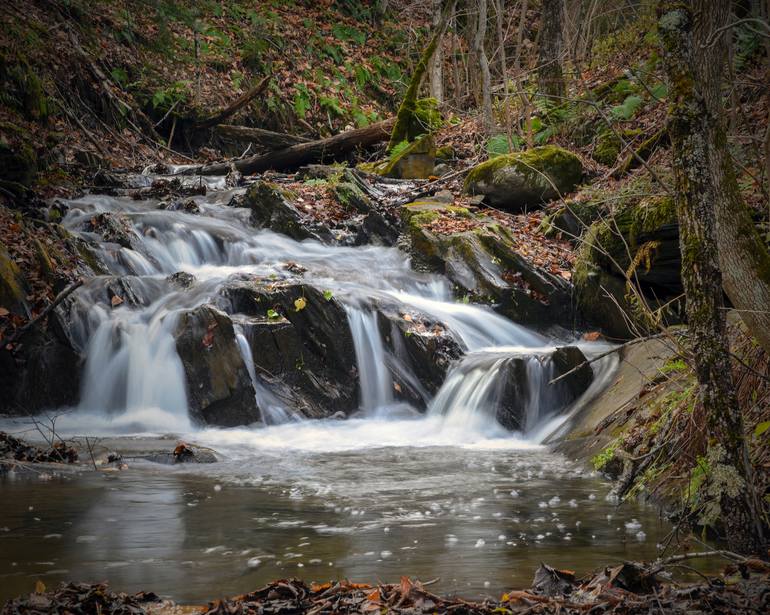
[195,75,271,130]
[181,117,396,176]
[214,124,311,151]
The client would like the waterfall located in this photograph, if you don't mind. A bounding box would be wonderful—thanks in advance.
[344,306,394,415]
[234,328,298,425]
[50,182,609,438]
[77,304,191,431]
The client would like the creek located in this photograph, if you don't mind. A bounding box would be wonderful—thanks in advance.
[0,174,673,601]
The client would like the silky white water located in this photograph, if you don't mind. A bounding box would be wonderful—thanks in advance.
[0,176,683,604]
[45,178,610,445]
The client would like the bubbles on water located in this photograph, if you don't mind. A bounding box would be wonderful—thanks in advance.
[474,539,486,548]
[548,496,560,507]
[625,519,642,531]
[214,484,222,492]
[635,531,647,541]
[510,489,520,498]
[247,557,261,568]
[380,550,392,559]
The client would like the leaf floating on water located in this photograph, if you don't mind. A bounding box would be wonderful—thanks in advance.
[110,295,124,307]
[583,331,602,341]
[294,297,307,311]
[34,580,46,594]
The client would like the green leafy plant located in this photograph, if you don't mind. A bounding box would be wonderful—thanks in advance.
[266,308,281,321]
[611,95,644,120]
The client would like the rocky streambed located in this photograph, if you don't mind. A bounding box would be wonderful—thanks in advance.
[0,166,701,605]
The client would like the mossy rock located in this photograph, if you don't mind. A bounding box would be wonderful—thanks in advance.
[383,134,436,179]
[401,198,573,326]
[0,142,37,186]
[539,199,604,239]
[245,180,315,241]
[463,146,583,213]
[388,97,442,151]
[0,241,28,316]
[573,194,683,338]
[435,145,455,162]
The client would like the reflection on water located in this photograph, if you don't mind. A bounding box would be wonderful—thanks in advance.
[0,438,673,603]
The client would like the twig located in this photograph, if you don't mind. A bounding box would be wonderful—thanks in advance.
[548,331,675,385]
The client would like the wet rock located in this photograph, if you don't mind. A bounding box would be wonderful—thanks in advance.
[464,146,583,212]
[222,281,358,418]
[83,212,138,249]
[0,311,83,415]
[495,346,593,431]
[167,271,196,289]
[174,304,260,426]
[402,198,573,328]
[375,304,463,408]
[244,180,331,241]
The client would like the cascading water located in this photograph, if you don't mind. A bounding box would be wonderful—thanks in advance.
[45,174,615,441]
[344,306,394,415]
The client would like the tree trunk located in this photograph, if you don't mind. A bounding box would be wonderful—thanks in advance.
[474,0,494,132]
[429,0,445,103]
[183,118,396,176]
[495,0,513,150]
[659,0,765,556]
[387,0,457,151]
[690,0,770,358]
[537,0,565,101]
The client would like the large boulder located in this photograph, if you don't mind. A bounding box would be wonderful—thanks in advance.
[402,197,574,328]
[573,194,682,338]
[222,280,358,418]
[174,304,260,426]
[463,146,583,212]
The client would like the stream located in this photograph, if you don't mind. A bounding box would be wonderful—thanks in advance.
[1,174,673,602]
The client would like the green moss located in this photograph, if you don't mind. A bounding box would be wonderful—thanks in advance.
[435,145,454,161]
[592,440,620,471]
[388,97,442,151]
[464,145,582,193]
[382,133,436,179]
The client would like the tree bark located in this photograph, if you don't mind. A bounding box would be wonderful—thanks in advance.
[690,0,770,358]
[429,0,445,103]
[495,0,513,149]
[182,118,396,176]
[537,0,565,101]
[659,0,765,556]
[474,0,494,132]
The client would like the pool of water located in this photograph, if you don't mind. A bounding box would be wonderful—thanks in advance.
[0,422,673,603]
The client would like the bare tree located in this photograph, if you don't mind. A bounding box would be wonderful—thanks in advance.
[429,0,445,102]
[474,0,494,131]
[537,0,565,101]
[495,0,513,148]
[659,0,765,556]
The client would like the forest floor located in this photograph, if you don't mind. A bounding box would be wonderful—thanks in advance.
[4,568,770,615]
